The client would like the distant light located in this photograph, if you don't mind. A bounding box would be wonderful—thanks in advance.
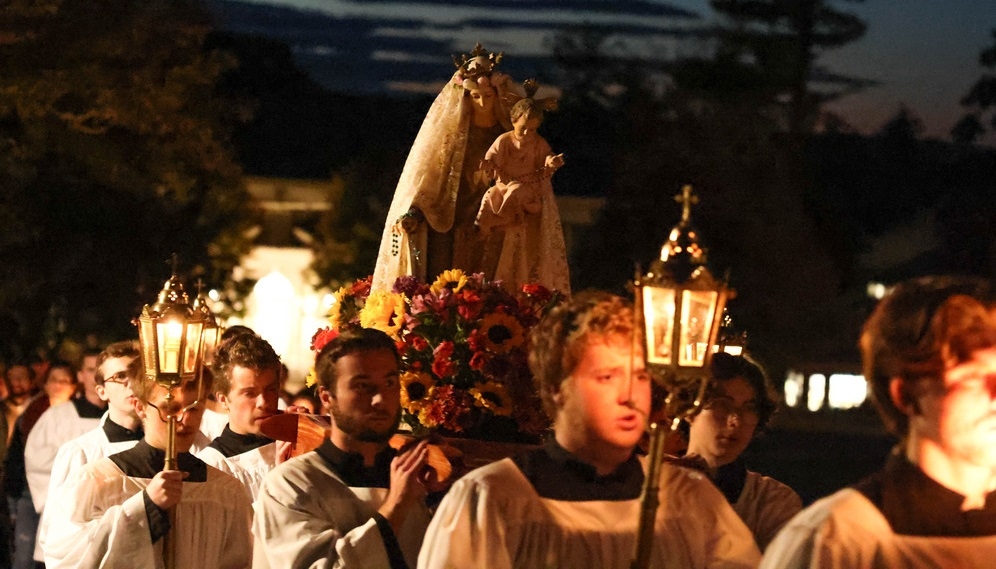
[807,374,826,412]
[784,370,804,408]
[722,345,744,356]
[866,282,888,299]
[827,374,867,409]
[208,289,221,302]
[323,294,337,309]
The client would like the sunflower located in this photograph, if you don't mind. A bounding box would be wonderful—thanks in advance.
[478,312,525,353]
[359,291,406,338]
[327,285,350,328]
[430,269,469,295]
[400,371,435,413]
[470,381,513,416]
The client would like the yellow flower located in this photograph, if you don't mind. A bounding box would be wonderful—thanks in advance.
[305,368,318,388]
[470,381,513,416]
[478,312,525,353]
[327,285,350,328]
[430,269,468,295]
[400,371,434,413]
[359,291,406,338]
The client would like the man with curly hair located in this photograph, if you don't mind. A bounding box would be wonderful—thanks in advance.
[762,276,996,567]
[419,290,760,568]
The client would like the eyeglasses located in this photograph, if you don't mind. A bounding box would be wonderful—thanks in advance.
[703,396,759,424]
[103,371,134,385]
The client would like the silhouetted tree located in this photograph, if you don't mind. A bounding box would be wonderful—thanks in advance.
[952,29,996,144]
[0,0,257,359]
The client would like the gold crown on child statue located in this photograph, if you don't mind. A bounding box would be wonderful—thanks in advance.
[453,43,503,90]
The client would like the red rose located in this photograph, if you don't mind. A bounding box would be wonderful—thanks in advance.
[310,327,339,352]
[469,351,487,371]
[433,340,454,359]
[411,336,430,352]
[432,358,456,378]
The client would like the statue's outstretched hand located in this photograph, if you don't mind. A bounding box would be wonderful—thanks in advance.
[545,153,565,171]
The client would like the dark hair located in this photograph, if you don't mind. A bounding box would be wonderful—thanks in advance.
[860,275,996,436]
[220,325,257,342]
[709,352,778,430]
[95,341,140,386]
[529,290,634,419]
[44,360,77,383]
[315,328,399,393]
[212,333,281,396]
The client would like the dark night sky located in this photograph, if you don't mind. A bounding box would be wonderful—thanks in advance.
[222,0,996,142]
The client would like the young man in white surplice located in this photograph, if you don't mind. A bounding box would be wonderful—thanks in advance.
[418,291,761,569]
[196,332,291,501]
[43,361,251,568]
[39,341,145,568]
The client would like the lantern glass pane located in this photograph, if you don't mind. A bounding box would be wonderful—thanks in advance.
[678,290,718,367]
[158,319,184,374]
[182,321,204,375]
[139,318,157,375]
[643,286,675,365]
[201,327,220,367]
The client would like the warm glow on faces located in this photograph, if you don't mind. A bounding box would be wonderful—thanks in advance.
[220,365,280,436]
[558,336,651,456]
[96,356,139,424]
[914,346,996,469]
[687,376,759,468]
[325,349,401,444]
[512,112,541,142]
[137,378,205,453]
[45,367,76,405]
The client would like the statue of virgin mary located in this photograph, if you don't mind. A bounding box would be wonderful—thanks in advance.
[371,44,517,292]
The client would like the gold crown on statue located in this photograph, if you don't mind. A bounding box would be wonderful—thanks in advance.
[453,43,503,89]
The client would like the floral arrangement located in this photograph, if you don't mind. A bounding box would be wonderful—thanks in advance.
[309,270,563,442]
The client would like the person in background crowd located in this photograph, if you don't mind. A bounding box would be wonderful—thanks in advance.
[418,291,760,568]
[680,352,802,551]
[39,341,145,568]
[762,275,996,567]
[2,364,34,445]
[44,356,251,568]
[25,348,105,564]
[290,386,322,415]
[197,333,291,501]
[253,328,433,569]
[5,361,77,569]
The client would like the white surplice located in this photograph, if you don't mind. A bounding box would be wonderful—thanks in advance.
[760,488,996,568]
[39,418,142,567]
[733,470,803,552]
[44,457,251,569]
[418,457,761,569]
[198,441,277,502]
[252,449,430,569]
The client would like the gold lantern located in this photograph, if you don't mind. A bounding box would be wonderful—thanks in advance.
[631,185,734,569]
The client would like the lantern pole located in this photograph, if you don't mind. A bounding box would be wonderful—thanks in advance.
[631,186,734,569]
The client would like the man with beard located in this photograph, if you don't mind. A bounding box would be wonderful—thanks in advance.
[253,328,432,569]
[197,333,291,501]
[762,276,996,567]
